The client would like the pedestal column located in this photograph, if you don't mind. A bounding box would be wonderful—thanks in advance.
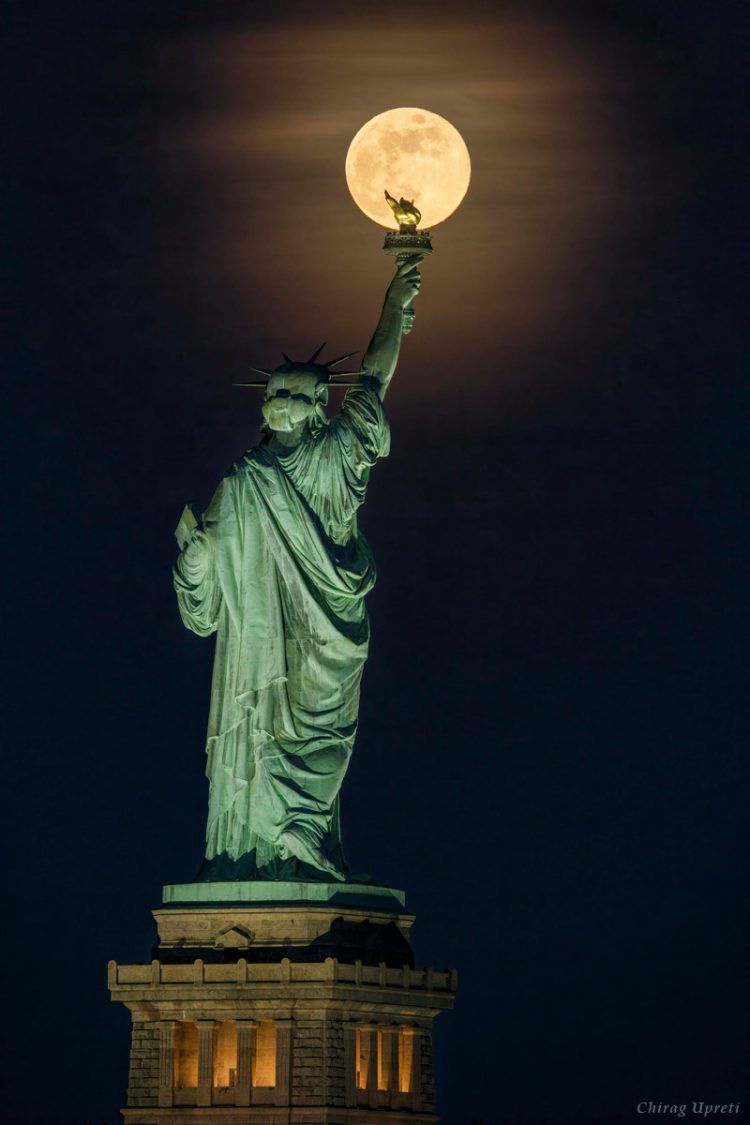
[343,1021,357,1108]
[196,1021,215,1107]
[387,1026,400,1109]
[274,1018,292,1106]
[235,1019,256,1107]
[363,1025,379,1108]
[158,1021,175,1108]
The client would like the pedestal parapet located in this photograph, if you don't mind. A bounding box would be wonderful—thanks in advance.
[155,881,415,968]
[109,883,456,1123]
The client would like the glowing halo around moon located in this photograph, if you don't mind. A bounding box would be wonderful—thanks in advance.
[345,107,471,230]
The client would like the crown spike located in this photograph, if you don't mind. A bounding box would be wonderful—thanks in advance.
[326,351,357,369]
[281,352,292,363]
[307,343,327,363]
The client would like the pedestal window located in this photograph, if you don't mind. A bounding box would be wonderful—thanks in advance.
[377,1029,391,1090]
[213,1021,238,1088]
[351,1024,420,1109]
[355,1027,373,1090]
[253,1020,277,1088]
[173,1021,198,1089]
[398,1028,414,1093]
[165,1019,279,1107]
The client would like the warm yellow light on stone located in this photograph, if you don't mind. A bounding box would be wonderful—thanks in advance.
[213,1022,238,1087]
[377,1029,390,1091]
[173,1022,198,1088]
[355,1027,369,1089]
[253,1021,277,1087]
[398,1029,414,1093]
[346,107,471,230]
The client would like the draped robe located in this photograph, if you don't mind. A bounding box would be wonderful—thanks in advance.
[173,381,390,880]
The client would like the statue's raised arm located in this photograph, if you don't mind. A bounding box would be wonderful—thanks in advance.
[361,256,422,400]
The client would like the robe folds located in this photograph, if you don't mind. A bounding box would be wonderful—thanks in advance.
[173,381,390,881]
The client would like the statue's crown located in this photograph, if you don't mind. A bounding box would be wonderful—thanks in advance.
[234,344,363,388]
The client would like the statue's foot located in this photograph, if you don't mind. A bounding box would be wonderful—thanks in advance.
[279,827,347,883]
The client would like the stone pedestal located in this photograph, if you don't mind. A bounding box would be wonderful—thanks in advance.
[109,882,456,1123]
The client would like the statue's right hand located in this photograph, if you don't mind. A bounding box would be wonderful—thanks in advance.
[386,256,423,310]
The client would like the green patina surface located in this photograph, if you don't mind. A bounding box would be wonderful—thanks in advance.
[162,880,406,908]
[174,260,422,885]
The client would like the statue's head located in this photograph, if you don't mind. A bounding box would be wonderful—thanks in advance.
[261,364,329,434]
[235,346,363,438]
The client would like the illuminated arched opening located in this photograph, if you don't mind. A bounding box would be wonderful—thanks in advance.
[213,1021,238,1087]
[399,1029,414,1093]
[173,1022,198,1088]
[253,1021,277,1087]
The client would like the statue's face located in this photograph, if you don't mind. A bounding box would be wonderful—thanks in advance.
[262,371,321,433]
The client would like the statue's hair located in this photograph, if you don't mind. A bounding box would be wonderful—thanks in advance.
[260,394,329,437]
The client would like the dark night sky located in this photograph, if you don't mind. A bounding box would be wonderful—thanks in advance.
[4,2,749,1123]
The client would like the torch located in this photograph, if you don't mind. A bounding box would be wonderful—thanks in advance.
[345,107,471,332]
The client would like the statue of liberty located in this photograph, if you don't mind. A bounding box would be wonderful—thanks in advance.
[173,259,421,882]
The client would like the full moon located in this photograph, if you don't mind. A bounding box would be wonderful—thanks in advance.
[345,107,471,230]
